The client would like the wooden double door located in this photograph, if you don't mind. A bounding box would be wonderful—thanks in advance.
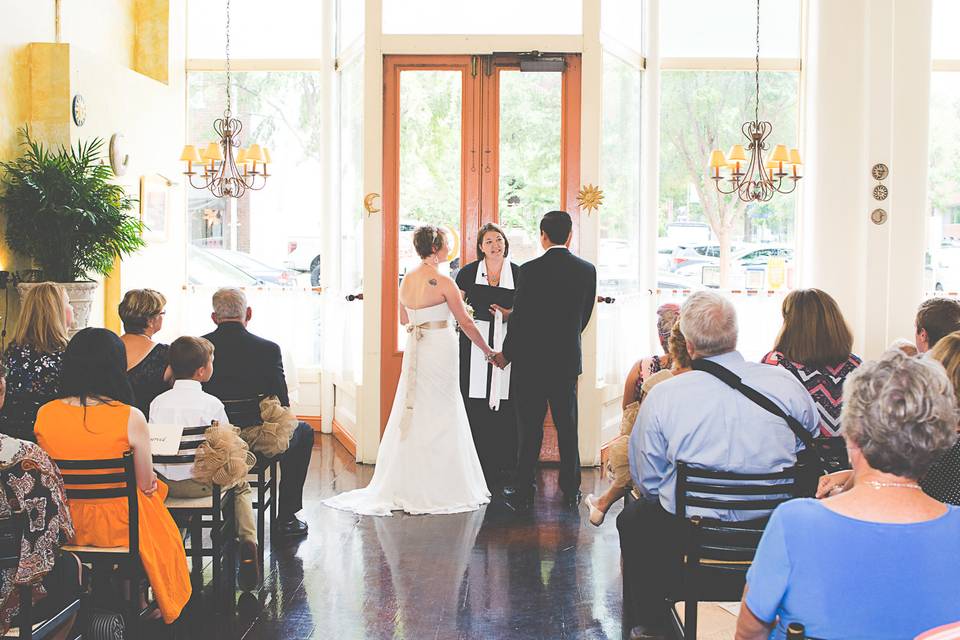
[380,53,582,441]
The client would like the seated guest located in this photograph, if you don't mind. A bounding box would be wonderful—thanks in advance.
[762,288,861,437]
[617,291,818,637]
[0,283,72,441]
[34,328,191,624]
[737,351,960,639]
[586,322,691,526]
[888,337,919,357]
[0,364,81,640]
[202,288,313,537]
[119,289,170,418]
[628,303,680,390]
[149,336,260,589]
[915,297,960,353]
[922,331,960,505]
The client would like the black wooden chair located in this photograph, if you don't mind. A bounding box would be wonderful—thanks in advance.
[667,461,806,640]
[153,424,235,607]
[222,396,277,566]
[0,512,81,639]
[54,451,155,631]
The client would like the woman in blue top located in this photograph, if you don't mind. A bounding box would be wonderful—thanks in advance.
[736,351,960,640]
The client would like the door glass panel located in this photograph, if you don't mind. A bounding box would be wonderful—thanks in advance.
[496,69,563,264]
[397,69,463,347]
[597,52,644,387]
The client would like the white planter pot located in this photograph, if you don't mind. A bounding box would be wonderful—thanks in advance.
[17,281,99,337]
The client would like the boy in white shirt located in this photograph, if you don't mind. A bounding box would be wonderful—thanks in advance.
[149,336,259,590]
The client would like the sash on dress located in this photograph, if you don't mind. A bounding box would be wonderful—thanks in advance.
[400,320,449,438]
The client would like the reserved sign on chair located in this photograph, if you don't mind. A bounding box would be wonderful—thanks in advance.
[149,424,185,456]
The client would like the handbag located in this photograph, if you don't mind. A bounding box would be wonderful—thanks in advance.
[691,358,844,492]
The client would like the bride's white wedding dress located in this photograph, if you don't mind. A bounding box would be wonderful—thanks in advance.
[324,302,490,516]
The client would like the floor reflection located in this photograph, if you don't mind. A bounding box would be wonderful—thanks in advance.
[165,434,624,639]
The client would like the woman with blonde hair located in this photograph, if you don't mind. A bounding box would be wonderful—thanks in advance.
[0,282,73,440]
[585,321,692,526]
[119,289,170,418]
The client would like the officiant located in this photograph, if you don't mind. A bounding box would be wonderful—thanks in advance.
[456,223,521,487]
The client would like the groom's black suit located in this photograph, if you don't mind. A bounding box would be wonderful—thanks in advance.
[502,246,597,498]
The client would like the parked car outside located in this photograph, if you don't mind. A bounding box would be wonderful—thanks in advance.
[188,245,260,287]
[204,248,298,286]
[284,236,322,286]
[669,242,721,272]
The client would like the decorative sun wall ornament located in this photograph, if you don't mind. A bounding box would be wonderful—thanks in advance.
[577,184,604,214]
[364,192,381,215]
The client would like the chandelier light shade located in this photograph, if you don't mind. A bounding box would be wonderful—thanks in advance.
[707,0,802,203]
[180,0,271,198]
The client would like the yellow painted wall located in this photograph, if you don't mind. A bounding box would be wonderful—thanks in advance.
[0,0,186,337]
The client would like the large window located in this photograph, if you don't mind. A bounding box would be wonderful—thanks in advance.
[656,0,802,361]
[926,1,960,294]
[187,0,324,59]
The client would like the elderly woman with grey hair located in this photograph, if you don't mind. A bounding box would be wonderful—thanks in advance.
[735,351,960,640]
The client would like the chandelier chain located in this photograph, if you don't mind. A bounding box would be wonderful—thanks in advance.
[754,0,760,124]
[225,0,232,118]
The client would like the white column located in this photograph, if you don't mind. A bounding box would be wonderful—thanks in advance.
[801,0,931,358]
[358,0,384,463]
[580,0,602,465]
[318,0,336,436]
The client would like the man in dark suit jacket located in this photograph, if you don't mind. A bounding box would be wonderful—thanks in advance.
[203,288,314,537]
[495,211,597,508]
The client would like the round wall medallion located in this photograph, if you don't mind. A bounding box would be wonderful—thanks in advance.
[71,94,87,127]
[871,208,888,225]
[871,163,889,181]
[873,184,889,201]
[109,133,129,177]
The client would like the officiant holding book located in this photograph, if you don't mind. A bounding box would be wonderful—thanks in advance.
[456,223,522,487]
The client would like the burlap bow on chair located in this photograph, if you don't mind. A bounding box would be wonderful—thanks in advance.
[191,422,257,489]
[238,396,299,458]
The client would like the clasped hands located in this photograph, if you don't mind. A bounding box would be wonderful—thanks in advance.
[486,352,509,369]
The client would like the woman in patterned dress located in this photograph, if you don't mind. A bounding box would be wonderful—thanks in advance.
[0,362,81,639]
[762,289,861,439]
[0,283,73,442]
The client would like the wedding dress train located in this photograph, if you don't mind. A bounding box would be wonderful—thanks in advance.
[324,302,491,516]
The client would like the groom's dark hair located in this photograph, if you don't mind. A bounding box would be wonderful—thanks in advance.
[540,210,572,245]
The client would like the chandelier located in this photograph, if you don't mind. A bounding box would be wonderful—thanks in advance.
[179,0,271,198]
[707,0,801,202]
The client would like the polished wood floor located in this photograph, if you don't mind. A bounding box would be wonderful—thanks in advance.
[166,434,625,639]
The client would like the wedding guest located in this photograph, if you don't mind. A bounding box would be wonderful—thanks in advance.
[149,336,260,589]
[35,328,191,624]
[202,288,314,537]
[0,363,82,639]
[456,223,522,486]
[761,289,861,437]
[915,297,960,353]
[889,338,919,357]
[618,291,818,637]
[736,352,960,639]
[627,303,680,392]
[922,331,960,505]
[119,289,170,419]
[0,283,72,441]
[586,321,691,526]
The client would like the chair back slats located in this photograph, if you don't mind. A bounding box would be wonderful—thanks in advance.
[222,396,264,428]
[152,424,210,465]
[683,496,792,512]
[55,451,139,556]
[684,480,795,496]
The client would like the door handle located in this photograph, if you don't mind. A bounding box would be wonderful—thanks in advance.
[346,293,364,302]
[597,296,615,304]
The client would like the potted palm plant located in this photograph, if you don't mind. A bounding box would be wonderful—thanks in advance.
[0,128,145,333]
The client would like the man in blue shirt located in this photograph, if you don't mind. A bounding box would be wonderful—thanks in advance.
[618,291,818,639]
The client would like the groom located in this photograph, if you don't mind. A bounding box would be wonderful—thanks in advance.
[493,210,597,509]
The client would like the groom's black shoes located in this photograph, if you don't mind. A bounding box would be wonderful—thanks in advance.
[500,485,534,511]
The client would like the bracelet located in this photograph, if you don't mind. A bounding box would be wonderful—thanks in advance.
[485,352,496,362]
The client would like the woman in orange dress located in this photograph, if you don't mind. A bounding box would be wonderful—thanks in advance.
[34,328,191,624]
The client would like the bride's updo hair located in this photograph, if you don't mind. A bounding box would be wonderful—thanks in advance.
[413,225,446,259]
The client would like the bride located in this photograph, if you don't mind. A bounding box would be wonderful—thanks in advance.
[324,225,494,516]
